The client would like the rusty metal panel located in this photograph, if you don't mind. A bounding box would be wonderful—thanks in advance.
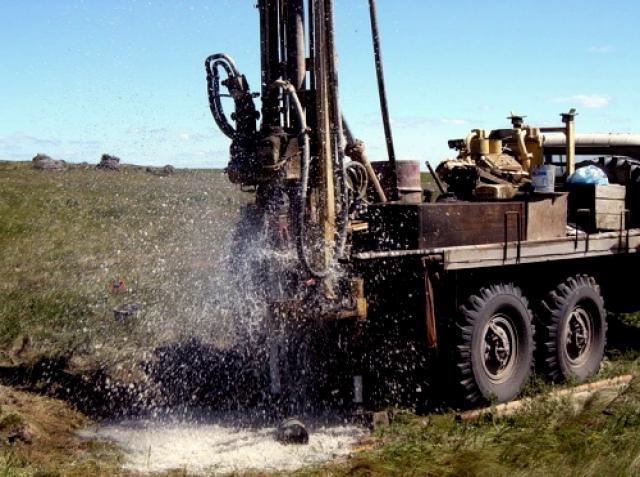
[361,204,421,250]
[417,202,525,248]
[361,202,525,251]
[525,193,568,241]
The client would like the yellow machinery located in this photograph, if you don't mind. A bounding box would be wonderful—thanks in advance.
[437,111,577,200]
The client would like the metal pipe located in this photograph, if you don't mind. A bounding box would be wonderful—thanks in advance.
[312,0,337,274]
[278,0,290,128]
[368,0,399,201]
[542,133,640,160]
[258,1,269,101]
[564,113,576,175]
[323,0,350,257]
[426,161,446,196]
[307,0,315,93]
[259,0,281,128]
[286,0,306,91]
[353,249,445,261]
[515,129,532,171]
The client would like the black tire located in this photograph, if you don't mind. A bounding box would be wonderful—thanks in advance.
[537,275,606,382]
[453,284,535,405]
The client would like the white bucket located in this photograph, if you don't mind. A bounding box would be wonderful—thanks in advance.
[532,165,556,193]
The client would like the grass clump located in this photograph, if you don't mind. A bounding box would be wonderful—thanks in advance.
[293,355,640,477]
[0,385,126,477]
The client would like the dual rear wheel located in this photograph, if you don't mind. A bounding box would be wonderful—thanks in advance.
[452,276,606,406]
[537,275,607,383]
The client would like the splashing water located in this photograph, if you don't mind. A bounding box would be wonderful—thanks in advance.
[75,203,366,474]
[80,415,366,474]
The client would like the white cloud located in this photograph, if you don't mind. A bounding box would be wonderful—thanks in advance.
[180,132,212,142]
[553,94,611,109]
[0,132,62,148]
[384,116,471,129]
[441,118,468,125]
[126,127,168,135]
[588,45,614,54]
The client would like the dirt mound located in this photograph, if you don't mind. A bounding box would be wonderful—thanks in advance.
[0,339,271,419]
[0,384,86,445]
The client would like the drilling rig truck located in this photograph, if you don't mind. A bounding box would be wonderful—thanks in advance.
[205,0,640,410]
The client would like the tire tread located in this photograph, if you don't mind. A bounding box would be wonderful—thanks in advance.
[536,274,607,382]
[452,283,535,406]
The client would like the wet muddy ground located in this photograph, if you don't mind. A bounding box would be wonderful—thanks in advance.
[80,415,365,474]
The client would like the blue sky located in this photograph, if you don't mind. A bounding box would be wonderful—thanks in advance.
[1,0,638,168]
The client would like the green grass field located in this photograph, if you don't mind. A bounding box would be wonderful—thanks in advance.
[0,161,251,371]
[1,161,640,477]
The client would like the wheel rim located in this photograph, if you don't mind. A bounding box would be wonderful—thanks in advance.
[563,305,593,367]
[481,314,518,383]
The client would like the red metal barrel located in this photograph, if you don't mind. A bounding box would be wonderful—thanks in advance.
[371,160,423,203]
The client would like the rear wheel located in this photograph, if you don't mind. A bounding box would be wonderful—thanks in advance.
[537,275,606,382]
[453,284,535,405]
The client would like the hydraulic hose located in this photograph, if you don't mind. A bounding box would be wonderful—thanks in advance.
[205,53,242,139]
[273,80,330,279]
[343,116,387,202]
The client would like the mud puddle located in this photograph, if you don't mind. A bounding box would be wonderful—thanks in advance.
[80,413,367,475]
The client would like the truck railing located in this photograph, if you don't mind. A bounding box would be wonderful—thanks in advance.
[503,210,522,263]
[352,228,640,271]
[575,208,591,252]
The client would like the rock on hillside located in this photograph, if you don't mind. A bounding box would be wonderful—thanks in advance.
[96,154,120,171]
[32,153,66,171]
[145,164,176,175]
